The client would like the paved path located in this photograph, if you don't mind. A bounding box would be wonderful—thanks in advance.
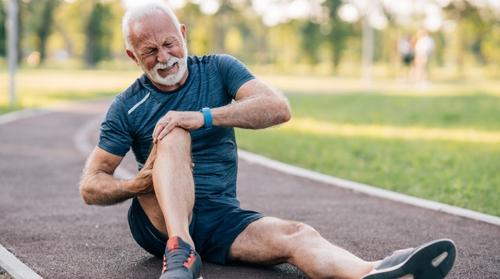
[0,100,499,279]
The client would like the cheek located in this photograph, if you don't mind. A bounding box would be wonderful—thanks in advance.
[142,57,157,71]
[173,46,185,58]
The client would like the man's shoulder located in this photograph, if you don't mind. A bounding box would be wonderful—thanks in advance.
[114,75,149,105]
[106,75,150,116]
[188,54,240,67]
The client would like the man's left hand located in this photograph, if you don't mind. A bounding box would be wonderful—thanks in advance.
[153,111,204,143]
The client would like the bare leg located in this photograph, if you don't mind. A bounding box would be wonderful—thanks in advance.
[137,193,167,233]
[149,127,195,247]
[229,217,375,279]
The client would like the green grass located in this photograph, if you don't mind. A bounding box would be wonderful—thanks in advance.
[0,69,141,111]
[288,94,500,131]
[237,93,500,216]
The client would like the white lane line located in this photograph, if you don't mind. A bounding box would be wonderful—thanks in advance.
[238,150,500,226]
[0,245,43,279]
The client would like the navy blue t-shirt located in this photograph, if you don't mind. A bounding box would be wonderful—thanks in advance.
[98,55,255,199]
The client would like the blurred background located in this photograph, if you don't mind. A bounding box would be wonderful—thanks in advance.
[0,0,499,216]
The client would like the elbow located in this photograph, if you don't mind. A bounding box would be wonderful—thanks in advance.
[277,98,292,124]
[281,103,292,123]
[79,181,94,205]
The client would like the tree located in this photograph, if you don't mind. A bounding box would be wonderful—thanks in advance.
[0,0,6,57]
[299,21,324,65]
[84,1,113,67]
[26,0,59,64]
[323,0,352,72]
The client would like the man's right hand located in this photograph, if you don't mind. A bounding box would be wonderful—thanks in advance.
[131,144,157,195]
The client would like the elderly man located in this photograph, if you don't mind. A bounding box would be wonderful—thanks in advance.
[79,2,456,279]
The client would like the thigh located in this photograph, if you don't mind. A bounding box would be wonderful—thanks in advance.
[228,216,303,265]
[128,197,167,258]
[193,199,263,264]
[137,193,167,234]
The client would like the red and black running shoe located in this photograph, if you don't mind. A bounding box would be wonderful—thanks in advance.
[159,236,202,279]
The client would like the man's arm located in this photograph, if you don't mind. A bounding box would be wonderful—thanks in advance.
[79,146,154,205]
[153,78,291,142]
[212,78,291,129]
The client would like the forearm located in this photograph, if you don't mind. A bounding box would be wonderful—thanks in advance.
[212,89,291,129]
[79,170,136,206]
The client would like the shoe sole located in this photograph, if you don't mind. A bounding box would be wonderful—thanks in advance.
[362,239,456,279]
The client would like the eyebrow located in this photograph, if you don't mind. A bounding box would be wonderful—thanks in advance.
[137,34,179,51]
[164,36,178,43]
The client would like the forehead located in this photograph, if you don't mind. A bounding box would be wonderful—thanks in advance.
[130,11,180,45]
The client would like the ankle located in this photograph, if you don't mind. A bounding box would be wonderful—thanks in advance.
[364,260,381,276]
[169,234,195,248]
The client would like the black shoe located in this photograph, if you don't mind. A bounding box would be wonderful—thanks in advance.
[362,239,456,279]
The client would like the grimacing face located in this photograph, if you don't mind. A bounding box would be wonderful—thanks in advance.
[127,11,189,90]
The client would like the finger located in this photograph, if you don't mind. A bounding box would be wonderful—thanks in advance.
[153,120,169,141]
[149,143,158,155]
[153,126,164,143]
[154,123,169,143]
[152,124,162,143]
[158,122,176,141]
[144,158,154,170]
[157,126,171,142]
[146,144,158,165]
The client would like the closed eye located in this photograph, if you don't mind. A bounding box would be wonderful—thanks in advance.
[143,48,156,56]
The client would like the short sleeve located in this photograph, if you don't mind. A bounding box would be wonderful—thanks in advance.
[216,54,255,98]
[97,97,133,157]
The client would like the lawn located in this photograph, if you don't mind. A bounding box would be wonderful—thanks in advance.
[237,90,500,216]
[0,69,141,110]
[1,69,498,216]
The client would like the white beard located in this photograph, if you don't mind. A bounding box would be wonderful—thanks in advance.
[143,42,188,87]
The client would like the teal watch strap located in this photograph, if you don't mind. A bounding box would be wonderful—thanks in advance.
[201,107,212,129]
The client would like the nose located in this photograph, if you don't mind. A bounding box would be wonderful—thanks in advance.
[157,47,170,63]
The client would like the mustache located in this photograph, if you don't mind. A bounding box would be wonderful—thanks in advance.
[154,58,181,70]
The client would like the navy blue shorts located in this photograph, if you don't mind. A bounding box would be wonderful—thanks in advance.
[128,197,264,265]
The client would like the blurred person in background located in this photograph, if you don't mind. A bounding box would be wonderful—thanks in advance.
[398,34,415,82]
[413,30,435,87]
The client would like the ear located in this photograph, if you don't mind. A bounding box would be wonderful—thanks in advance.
[180,24,187,40]
[126,49,139,65]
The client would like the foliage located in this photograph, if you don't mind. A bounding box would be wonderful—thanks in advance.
[2,0,498,75]
[84,1,113,67]
[299,21,323,65]
[0,0,5,57]
[323,0,353,71]
[25,0,60,63]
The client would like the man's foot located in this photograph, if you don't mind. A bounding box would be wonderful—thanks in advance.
[159,236,202,279]
[362,239,456,279]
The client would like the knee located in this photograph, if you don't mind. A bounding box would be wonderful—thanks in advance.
[285,222,320,240]
[278,221,320,259]
[157,127,191,153]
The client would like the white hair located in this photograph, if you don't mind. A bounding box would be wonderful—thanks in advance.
[122,1,181,50]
